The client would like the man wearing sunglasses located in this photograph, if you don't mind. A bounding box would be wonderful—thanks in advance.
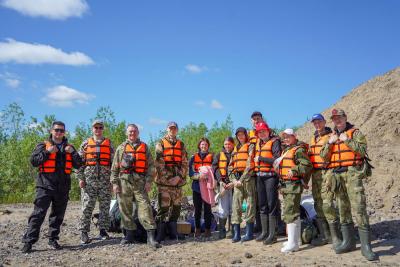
[22,121,83,253]
[77,120,115,244]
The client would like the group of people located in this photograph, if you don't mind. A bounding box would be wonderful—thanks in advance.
[20,109,378,261]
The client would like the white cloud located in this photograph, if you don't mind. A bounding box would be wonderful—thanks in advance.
[0,72,21,88]
[42,85,94,107]
[0,39,94,66]
[1,0,89,20]
[194,100,206,107]
[148,117,168,125]
[211,99,223,109]
[185,64,208,74]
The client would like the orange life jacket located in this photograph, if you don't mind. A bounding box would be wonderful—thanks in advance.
[249,129,257,145]
[232,143,254,173]
[162,138,183,167]
[309,134,330,169]
[39,141,72,174]
[193,152,213,172]
[218,151,229,178]
[279,145,305,181]
[122,142,147,173]
[85,138,111,166]
[254,138,275,173]
[327,128,364,168]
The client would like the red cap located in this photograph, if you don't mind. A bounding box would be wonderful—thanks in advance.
[255,122,270,133]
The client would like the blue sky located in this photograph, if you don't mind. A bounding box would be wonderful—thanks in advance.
[1,0,400,141]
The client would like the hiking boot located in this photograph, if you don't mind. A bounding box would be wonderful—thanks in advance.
[80,231,91,244]
[98,229,109,240]
[48,239,62,250]
[21,242,32,253]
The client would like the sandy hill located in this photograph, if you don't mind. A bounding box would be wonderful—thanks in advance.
[296,67,400,221]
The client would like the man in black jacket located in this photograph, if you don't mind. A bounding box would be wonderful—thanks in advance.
[21,121,83,253]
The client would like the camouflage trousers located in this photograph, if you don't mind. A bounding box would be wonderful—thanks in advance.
[322,166,369,228]
[311,169,327,220]
[281,182,303,224]
[231,177,256,224]
[156,185,183,222]
[79,175,111,232]
[117,178,156,231]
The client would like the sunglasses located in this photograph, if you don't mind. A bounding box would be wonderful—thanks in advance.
[94,126,104,130]
[53,128,65,133]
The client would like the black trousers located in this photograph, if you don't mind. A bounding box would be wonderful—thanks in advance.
[193,191,212,229]
[257,175,279,216]
[22,187,69,244]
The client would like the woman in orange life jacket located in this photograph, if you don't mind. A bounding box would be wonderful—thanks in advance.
[230,127,257,243]
[276,128,312,253]
[212,136,235,239]
[189,137,214,240]
[253,122,282,245]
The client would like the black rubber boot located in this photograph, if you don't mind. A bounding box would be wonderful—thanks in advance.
[218,218,227,239]
[328,220,342,250]
[168,221,178,240]
[21,242,32,253]
[311,218,331,246]
[359,227,378,261]
[255,215,268,242]
[156,222,166,242]
[335,223,356,254]
[147,229,161,249]
[232,224,241,243]
[241,222,254,242]
[80,231,91,244]
[98,229,110,240]
[120,229,134,245]
[263,216,277,245]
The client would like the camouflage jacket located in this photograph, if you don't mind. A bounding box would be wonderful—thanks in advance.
[154,135,188,187]
[320,123,367,161]
[76,137,115,182]
[281,141,313,178]
[110,139,156,185]
[228,142,255,183]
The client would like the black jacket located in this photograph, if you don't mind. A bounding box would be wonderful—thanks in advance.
[30,136,83,192]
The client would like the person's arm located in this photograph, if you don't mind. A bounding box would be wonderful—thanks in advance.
[144,145,156,184]
[109,139,115,166]
[240,143,255,183]
[189,155,200,180]
[110,144,123,186]
[154,140,169,185]
[320,134,334,161]
[344,129,367,157]
[291,147,313,177]
[30,142,48,167]
[70,145,84,169]
[76,139,88,181]
[212,153,223,183]
[259,138,282,164]
[178,142,189,179]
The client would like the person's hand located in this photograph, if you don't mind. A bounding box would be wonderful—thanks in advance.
[65,145,74,153]
[234,180,242,187]
[145,182,151,193]
[113,184,121,194]
[79,180,86,188]
[254,156,260,163]
[47,145,59,153]
[339,133,348,142]
[273,156,283,171]
[287,170,294,179]
[226,182,234,189]
[328,134,338,144]
[199,173,206,181]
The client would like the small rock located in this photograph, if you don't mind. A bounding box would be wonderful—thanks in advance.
[231,259,242,264]
[275,264,282,267]
[244,252,253,258]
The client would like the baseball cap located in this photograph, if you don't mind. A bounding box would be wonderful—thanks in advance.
[311,113,325,122]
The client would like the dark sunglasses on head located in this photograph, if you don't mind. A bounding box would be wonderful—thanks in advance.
[53,128,65,133]
[94,126,104,130]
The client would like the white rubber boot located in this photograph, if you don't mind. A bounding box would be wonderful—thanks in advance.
[281,219,300,253]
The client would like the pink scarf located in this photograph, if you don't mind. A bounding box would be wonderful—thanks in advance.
[198,166,216,206]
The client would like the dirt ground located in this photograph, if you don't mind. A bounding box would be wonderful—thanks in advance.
[0,202,399,267]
